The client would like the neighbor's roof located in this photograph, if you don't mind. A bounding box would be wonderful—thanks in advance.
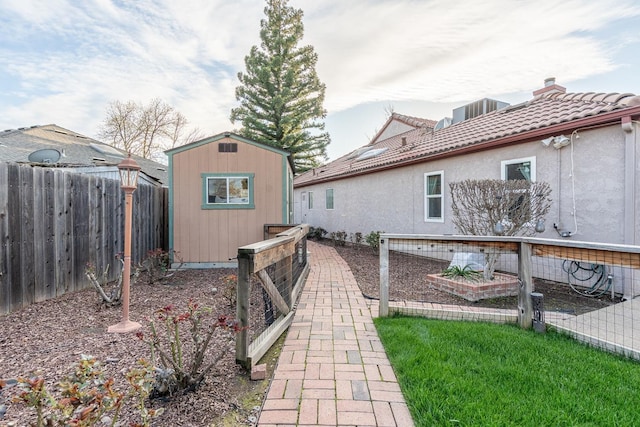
[367,113,437,145]
[295,89,640,187]
[0,124,168,185]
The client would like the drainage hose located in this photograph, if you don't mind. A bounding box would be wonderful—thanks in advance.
[562,261,611,298]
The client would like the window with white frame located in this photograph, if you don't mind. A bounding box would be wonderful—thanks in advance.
[424,171,444,222]
[202,173,254,209]
[326,188,334,210]
[501,157,535,182]
[308,191,314,209]
[501,157,535,221]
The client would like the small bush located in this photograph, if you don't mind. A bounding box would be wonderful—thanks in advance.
[351,232,363,245]
[221,274,237,307]
[136,302,240,396]
[330,230,348,246]
[140,248,182,285]
[13,355,159,427]
[365,231,382,251]
[307,226,328,240]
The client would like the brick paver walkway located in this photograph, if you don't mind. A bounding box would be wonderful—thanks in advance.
[258,241,414,427]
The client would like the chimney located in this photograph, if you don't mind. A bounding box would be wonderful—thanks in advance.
[401,137,407,146]
[533,77,566,97]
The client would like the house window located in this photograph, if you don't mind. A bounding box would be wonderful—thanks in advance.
[308,191,314,209]
[201,173,254,209]
[501,157,535,181]
[501,157,536,222]
[326,189,334,210]
[424,171,444,222]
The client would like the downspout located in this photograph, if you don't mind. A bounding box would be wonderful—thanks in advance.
[622,116,635,246]
[621,116,636,299]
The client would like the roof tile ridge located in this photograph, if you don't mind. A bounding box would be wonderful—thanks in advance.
[392,112,437,128]
[541,91,639,106]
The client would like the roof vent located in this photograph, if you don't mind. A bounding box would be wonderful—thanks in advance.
[219,142,238,152]
[434,117,452,131]
[28,148,61,164]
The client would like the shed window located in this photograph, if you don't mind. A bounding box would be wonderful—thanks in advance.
[201,173,254,209]
[308,191,314,209]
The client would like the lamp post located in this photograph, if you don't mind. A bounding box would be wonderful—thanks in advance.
[108,154,142,333]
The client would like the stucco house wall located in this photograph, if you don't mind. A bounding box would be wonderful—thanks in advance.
[167,133,293,267]
[295,124,636,246]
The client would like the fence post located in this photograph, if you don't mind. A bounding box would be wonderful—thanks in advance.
[236,252,251,368]
[379,236,390,317]
[518,241,533,329]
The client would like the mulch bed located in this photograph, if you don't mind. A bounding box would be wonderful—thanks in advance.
[0,268,266,427]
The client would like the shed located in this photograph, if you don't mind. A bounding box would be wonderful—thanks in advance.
[166,132,294,267]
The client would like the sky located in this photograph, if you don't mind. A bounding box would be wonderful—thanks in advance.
[1,0,639,162]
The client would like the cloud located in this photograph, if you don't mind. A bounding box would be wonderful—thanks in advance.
[299,0,640,110]
[0,0,639,144]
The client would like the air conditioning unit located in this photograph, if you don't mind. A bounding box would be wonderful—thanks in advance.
[452,98,510,124]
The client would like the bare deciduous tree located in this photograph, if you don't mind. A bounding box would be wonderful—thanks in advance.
[99,99,200,161]
[100,100,141,154]
[450,179,552,279]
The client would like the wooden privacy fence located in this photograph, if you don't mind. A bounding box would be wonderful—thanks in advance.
[0,163,168,315]
[379,234,640,359]
[236,224,310,368]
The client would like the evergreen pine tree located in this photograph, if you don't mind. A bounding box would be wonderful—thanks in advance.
[230,0,330,172]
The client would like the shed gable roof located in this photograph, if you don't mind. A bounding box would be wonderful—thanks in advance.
[165,131,294,172]
[295,90,640,187]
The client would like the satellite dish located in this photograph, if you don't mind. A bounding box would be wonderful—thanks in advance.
[434,117,452,131]
[28,148,61,164]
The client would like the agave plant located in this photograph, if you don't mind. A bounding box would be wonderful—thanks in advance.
[441,265,482,282]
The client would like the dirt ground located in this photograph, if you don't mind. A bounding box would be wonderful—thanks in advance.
[0,269,273,427]
[0,240,621,426]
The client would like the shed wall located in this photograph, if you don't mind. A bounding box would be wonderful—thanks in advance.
[172,137,287,264]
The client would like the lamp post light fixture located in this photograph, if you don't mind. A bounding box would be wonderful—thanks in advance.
[108,153,142,333]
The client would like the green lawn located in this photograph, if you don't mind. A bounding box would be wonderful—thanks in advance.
[374,316,640,427]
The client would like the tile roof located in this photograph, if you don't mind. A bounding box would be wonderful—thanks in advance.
[367,112,437,145]
[295,90,640,187]
[389,112,437,129]
[0,124,168,185]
